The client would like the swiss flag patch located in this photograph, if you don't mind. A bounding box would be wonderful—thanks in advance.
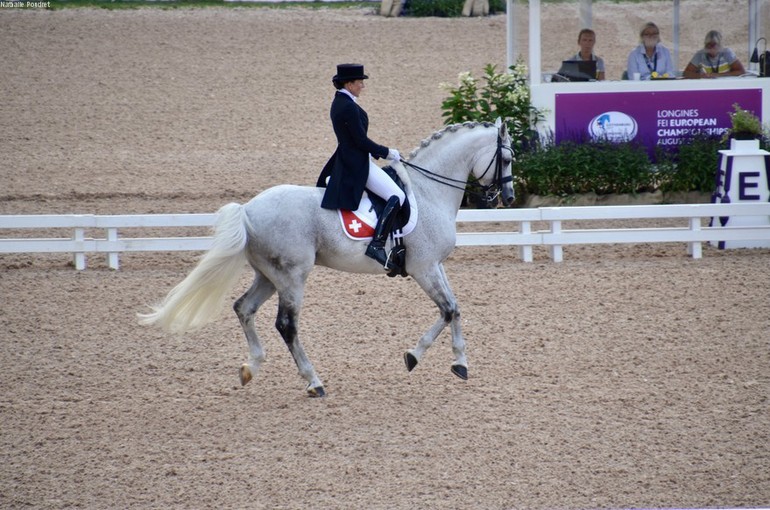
[340,209,375,239]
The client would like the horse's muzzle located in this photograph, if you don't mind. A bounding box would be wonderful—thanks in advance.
[501,187,515,207]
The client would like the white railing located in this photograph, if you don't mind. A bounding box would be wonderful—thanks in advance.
[455,202,770,262]
[1,203,769,270]
[0,213,216,270]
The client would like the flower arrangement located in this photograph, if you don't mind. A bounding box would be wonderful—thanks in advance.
[725,103,764,140]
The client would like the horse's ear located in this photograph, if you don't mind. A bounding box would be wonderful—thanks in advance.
[496,117,508,138]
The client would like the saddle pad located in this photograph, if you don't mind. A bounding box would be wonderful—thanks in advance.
[338,192,417,241]
[340,209,376,239]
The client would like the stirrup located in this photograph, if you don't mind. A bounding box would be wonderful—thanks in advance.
[386,245,407,278]
[365,243,403,275]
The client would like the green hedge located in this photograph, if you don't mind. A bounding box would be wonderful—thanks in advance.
[516,138,654,196]
[654,135,723,193]
[402,0,504,17]
[513,134,770,198]
[406,0,463,17]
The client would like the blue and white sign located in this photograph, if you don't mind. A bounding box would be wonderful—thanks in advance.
[588,111,638,142]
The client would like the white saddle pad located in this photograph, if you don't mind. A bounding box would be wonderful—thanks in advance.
[337,192,417,241]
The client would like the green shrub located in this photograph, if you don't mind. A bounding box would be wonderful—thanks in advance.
[655,135,723,193]
[514,133,765,198]
[404,0,504,16]
[726,103,764,140]
[515,138,655,196]
[440,63,545,152]
[406,0,463,17]
[487,0,504,13]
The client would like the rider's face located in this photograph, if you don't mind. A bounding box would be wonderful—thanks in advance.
[578,33,595,54]
[345,79,365,97]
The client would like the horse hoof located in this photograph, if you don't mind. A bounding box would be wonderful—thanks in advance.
[307,385,326,398]
[451,364,468,380]
[239,364,253,386]
[404,351,418,372]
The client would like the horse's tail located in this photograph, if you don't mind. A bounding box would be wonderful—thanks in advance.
[138,202,249,333]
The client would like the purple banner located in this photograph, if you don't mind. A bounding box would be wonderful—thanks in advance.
[555,88,763,151]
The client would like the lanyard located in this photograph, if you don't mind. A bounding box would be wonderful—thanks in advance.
[644,52,657,73]
[707,55,721,73]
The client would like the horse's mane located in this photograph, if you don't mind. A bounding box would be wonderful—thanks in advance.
[408,121,495,159]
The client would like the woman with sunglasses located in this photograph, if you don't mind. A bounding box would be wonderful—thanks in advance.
[683,30,746,79]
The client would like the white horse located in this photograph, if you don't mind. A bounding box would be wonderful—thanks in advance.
[139,120,514,397]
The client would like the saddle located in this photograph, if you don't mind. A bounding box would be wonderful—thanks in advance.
[336,166,416,277]
[339,167,415,238]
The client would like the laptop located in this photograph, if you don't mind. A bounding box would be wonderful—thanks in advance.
[554,60,597,82]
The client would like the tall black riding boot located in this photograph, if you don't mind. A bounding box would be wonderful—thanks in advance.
[365,195,401,270]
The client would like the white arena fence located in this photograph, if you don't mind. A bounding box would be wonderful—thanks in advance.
[1,203,769,270]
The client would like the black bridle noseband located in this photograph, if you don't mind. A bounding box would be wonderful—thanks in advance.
[400,133,513,204]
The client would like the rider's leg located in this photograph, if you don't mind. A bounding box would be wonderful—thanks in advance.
[366,162,405,206]
[365,162,405,269]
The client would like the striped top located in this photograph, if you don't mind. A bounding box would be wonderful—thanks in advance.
[689,47,738,74]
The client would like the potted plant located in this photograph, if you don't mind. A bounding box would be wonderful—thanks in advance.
[725,103,764,150]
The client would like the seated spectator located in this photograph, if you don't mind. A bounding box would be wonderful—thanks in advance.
[567,28,605,81]
[683,30,746,79]
[626,22,675,80]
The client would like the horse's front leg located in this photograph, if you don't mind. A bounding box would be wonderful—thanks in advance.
[406,263,467,380]
[441,263,467,379]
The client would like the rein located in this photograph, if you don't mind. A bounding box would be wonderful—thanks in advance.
[400,133,513,203]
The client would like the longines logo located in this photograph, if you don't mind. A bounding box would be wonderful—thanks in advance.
[588,111,638,142]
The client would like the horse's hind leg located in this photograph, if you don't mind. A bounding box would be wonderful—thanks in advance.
[234,272,276,387]
[406,263,467,380]
[274,289,325,398]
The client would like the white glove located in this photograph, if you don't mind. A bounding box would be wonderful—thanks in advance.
[387,148,401,162]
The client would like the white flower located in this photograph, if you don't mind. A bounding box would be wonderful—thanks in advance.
[512,62,528,78]
[459,71,475,87]
[496,73,515,86]
[505,88,529,104]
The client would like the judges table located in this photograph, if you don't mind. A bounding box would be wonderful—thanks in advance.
[530,77,770,149]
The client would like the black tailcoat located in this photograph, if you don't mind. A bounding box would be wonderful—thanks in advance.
[316,91,389,210]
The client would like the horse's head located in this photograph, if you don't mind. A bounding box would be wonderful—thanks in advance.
[469,118,515,207]
[405,120,515,208]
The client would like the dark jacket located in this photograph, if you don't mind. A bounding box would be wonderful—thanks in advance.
[316,91,389,210]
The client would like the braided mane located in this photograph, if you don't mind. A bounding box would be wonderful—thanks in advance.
[409,121,495,158]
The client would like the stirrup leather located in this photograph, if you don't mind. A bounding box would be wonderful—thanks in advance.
[365,195,407,276]
[386,242,407,278]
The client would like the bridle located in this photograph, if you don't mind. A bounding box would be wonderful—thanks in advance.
[400,132,514,204]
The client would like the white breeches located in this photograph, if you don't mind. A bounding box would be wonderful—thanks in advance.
[367,160,405,206]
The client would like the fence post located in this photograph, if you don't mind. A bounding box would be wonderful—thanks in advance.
[520,220,533,262]
[73,228,86,270]
[549,220,563,263]
[688,217,702,259]
[107,228,119,270]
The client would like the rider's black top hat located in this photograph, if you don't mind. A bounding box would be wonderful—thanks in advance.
[333,64,369,82]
